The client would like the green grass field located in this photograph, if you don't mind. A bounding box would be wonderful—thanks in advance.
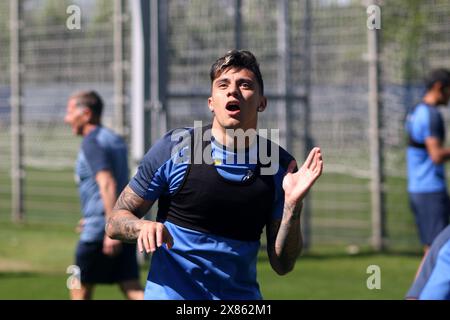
[0,164,424,299]
[0,221,422,300]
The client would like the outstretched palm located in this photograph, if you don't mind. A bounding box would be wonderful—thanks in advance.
[282,147,323,206]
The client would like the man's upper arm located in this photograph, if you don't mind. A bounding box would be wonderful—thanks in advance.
[114,185,154,219]
[425,137,442,163]
[95,170,116,188]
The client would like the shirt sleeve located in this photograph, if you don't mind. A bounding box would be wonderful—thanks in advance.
[82,137,111,175]
[428,108,444,140]
[419,242,450,300]
[129,128,191,201]
[406,225,450,299]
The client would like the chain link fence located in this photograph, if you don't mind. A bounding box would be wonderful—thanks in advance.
[1,0,450,250]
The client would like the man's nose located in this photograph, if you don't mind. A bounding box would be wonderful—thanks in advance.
[227,82,239,97]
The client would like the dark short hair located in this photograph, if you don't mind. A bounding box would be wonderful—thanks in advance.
[210,50,264,94]
[69,90,103,120]
[425,68,450,91]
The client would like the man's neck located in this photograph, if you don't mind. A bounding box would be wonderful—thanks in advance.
[82,123,99,137]
[211,121,257,151]
[423,92,439,107]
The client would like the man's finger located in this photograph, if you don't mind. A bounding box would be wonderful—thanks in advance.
[311,151,321,172]
[137,233,144,253]
[156,224,163,247]
[148,230,156,252]
[142,230,151,253]
[316,159,324,176]
[305,147,319,169]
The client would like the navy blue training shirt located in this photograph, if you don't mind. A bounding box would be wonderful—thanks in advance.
[76,126,129,242]
[129,126,295,299]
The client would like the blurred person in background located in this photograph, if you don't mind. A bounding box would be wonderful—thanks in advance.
[405,68,450,255]
[64,90,143,300]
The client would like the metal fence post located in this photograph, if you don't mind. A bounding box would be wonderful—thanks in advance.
[302,0,313,250]
[367,1,386,251]
[149,0,168,145]
[234,0,242,50]
[10,0,24,223]
[113,0,126,138]
[277,0,292,152]
[130,0,150,169]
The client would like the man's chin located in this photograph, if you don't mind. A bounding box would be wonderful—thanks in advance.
[221,118,242,129]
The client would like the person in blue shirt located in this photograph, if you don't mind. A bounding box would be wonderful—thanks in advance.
[405,68,450,254]
[106,50,323,300]
[406,224,450,300]
[64,90,144,300]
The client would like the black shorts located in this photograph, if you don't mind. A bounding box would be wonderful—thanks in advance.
[409,192,450,246]
[75,240,140,284]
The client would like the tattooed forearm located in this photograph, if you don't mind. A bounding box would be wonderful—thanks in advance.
[107,215,143,242]
[283,201,302,221]
[267,202,303,275]
[106,185,154,242]
[113,186,151,218]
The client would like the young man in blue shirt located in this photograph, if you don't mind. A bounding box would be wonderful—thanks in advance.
[106,50,323,299]
[64,91,144,300]
[405,68,450,253]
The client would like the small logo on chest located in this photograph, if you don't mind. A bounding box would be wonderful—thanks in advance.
[242,170,254,182]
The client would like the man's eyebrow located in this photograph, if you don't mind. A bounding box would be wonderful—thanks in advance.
[238,77,254,82]
[215,76,254,83]
[214,78,230,84]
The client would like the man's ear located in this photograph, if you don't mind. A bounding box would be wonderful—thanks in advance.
[81,107,94,123]
[257,97,267,112]
[208,97,214,113]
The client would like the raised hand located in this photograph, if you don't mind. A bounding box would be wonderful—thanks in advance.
[282,147,323,207]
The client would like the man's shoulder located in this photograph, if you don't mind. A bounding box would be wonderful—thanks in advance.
[153,127,194,150]
[430,225,450,257]
[82,126,124,148]
[428,106,443,122]
[411,103,427,117]
[257,135,295,171]
[414,103,442,120]
[141,127,194,165]
[81,128,101,151]
[98,126,126,145]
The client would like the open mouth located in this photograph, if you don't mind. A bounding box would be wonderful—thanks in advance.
[226,102,241,112]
